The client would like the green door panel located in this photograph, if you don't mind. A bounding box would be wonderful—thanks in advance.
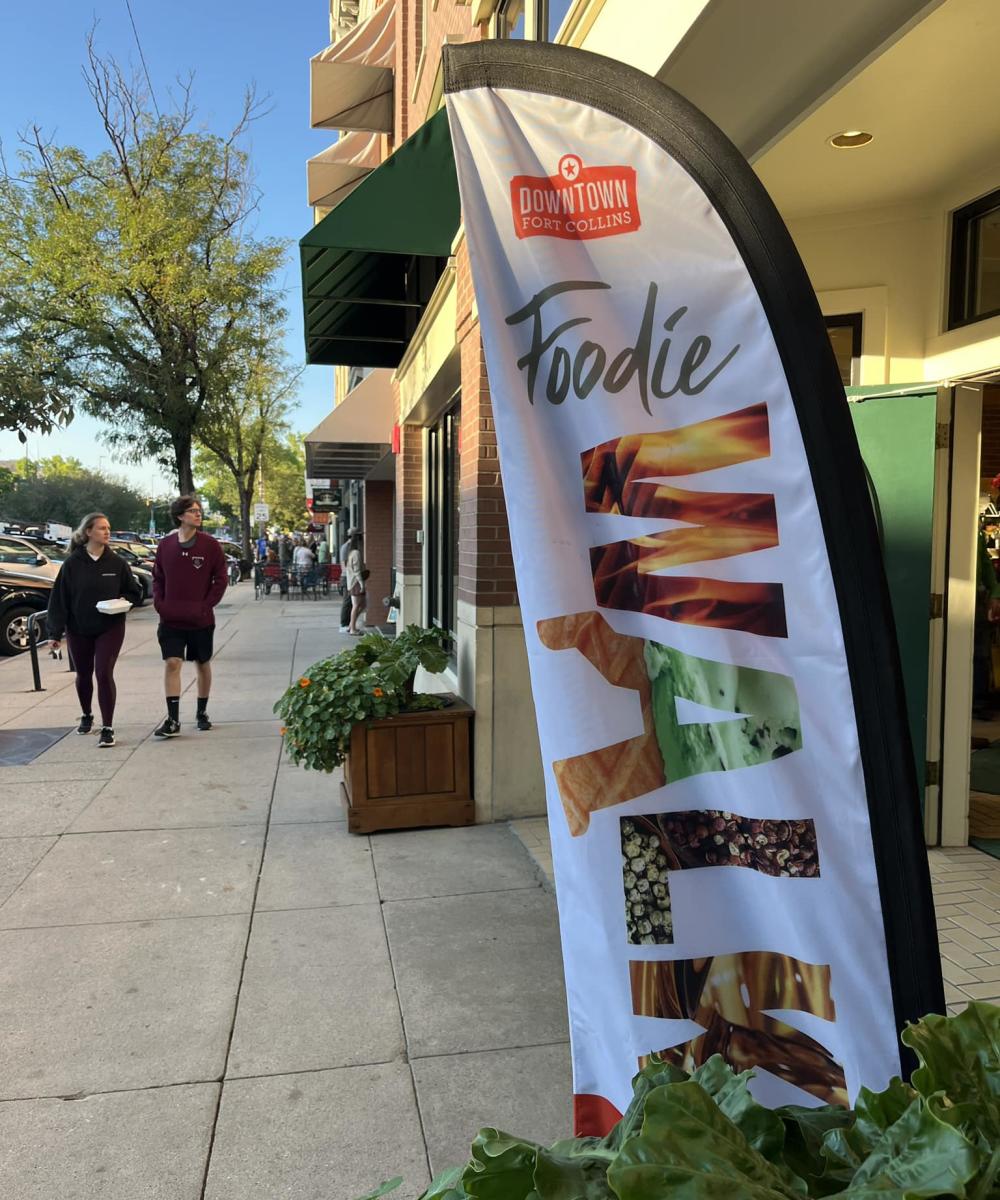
[848,387,937,795]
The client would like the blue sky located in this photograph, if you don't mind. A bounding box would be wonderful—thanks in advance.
[0,0,336,492]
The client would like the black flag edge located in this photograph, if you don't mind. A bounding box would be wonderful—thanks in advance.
[443,39,945,1064]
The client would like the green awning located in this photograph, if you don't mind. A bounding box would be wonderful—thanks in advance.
[300,107,460,367]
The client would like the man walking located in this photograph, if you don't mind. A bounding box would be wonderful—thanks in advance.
[152,496,227,737]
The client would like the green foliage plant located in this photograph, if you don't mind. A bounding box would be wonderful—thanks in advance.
[355,1003,1000,1200]
[274,626,449,772]
[0,34,285,490]
[2,456,151,530]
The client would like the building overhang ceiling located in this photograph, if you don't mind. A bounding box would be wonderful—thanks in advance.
[304,368,394,479]
[579,0,995,218]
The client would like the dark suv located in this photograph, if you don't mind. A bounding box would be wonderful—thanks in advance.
[0,570,51,655]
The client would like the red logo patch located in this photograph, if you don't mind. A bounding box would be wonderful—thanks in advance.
[510,154,640,241]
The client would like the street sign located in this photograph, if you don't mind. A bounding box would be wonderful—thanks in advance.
[253,503,270,522]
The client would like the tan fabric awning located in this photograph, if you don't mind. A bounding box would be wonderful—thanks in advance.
[307,131,381,208]
[304,368,394,479]
[311,0,395,132]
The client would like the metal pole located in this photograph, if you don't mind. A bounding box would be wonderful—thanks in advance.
[27,611,45,692]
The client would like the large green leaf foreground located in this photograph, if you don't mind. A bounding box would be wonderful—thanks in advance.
[357,1004,1000,1200]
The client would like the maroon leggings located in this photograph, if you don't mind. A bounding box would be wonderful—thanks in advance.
[67,623,126,727]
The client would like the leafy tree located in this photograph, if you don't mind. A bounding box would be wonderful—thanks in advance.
[1,457,149,530]
[0,35,285,492]
[194,303,301,560]
[26,455,86,478]
[194,430,307,542]
[0,289,75,438]
[263,433,309,532]
[193,451,239,526]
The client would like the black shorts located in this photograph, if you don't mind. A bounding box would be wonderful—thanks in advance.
[157,623,215,663]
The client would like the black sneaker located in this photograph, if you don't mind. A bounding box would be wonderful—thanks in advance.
[77,714,95,735]
[196,712,213,732]
[153,717,181,739]
[97,727,116,748]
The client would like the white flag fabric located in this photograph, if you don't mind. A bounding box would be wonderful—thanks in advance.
[443,41,942,1134]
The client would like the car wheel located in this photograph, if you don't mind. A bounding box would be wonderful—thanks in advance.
[0,606,39,655]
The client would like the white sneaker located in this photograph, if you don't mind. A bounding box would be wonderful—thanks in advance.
[339,625,349,633]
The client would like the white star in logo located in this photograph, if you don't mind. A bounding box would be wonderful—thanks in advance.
[559,154,583,182]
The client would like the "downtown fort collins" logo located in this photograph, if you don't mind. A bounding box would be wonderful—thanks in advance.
[510,154,640,241]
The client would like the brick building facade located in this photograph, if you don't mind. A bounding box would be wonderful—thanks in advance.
[307,0,550,821]
[390,2,543,821]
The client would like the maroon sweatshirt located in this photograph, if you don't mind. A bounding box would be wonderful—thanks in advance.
[152,531,228,629]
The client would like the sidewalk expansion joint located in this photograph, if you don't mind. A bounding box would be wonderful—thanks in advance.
[195,624,294,1200]
[0,910,256,933]
[222,1056,410,1084]
[0,1078,224,1105]
[377,884,545,905]
[372,840,435,1183]
[53,822,268,837]
[407,1039,572,1064]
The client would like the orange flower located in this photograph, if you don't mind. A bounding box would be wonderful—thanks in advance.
[299,677,311,688]
[280,726,287,735]
[373,687,384,698]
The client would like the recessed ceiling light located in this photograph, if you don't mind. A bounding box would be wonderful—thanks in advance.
[829,130,874,149]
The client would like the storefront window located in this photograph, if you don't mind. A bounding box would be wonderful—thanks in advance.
[495,0,573,41]
[824,313,862,387]
[496,0,525,39]
[427,402,460,639]
[949,190,1000,329]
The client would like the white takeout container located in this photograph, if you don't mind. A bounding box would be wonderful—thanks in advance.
[96,599,133,615]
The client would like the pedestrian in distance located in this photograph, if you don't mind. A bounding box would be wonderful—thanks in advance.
[151,496,227,738]
[293,538,314,593]
[46,512,143,748]
[345,532,368,635]
[339,525,358,632]
[316,538,330,565]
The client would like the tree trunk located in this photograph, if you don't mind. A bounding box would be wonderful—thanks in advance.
[173,434,194,496]
[238,486,253,562]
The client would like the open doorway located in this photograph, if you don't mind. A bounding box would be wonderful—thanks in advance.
[967,384,1000,852]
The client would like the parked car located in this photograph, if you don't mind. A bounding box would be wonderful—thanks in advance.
[0,535,60,585]
[0,574,51,656]
[108,542,152,605]
[32,539,70,562]
[116,540,155,562]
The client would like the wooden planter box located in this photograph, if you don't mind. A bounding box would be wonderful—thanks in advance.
[341,694,474,834]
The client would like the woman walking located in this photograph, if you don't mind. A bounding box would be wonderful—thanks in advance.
[344,532,367,635]
[47,512,143,748]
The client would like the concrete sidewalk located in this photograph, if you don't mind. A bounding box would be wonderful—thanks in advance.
[0,585,569,1200]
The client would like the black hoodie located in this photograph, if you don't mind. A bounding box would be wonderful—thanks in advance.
[46,545,143,640]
